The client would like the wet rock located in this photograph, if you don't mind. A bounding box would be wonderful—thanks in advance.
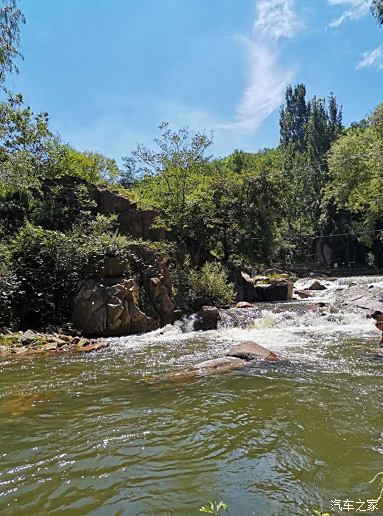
[0,332,109,357]
[236,301,253,309]
[226,341,280,362]
[72,278,156,336]
[75,341,109,353]
[307,280,327,291]
[294,290,311,299]
[193,306,221,331]
[192,356,247,375]
[255,282,293,302]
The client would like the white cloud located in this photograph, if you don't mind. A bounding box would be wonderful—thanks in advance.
[222,39,295,133]
[254,0,303,39]
[327,0,371,28]
[356,45,383,70]
[223,0,299,133]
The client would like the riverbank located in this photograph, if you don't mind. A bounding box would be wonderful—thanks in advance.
[0,331,109,356]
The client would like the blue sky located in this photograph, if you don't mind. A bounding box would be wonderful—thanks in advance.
[7,0,383,161]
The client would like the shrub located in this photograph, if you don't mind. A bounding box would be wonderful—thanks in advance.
[0,246,19,329]
[7,216,135,329]
[173,260,235,310]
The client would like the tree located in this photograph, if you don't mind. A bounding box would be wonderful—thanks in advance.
[372,0,383,24]
[280,84,308,152]
[125,123,213,241]
[325,103,383,248]
[0,0,25,86]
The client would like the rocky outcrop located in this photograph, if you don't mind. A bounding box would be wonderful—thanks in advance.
[90,186,165,241]
[193,306,221,331]
[71,245,175,336]
[235,271,293,303]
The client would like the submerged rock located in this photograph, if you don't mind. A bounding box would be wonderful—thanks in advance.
[226,341,281,362]
[192,356,247,375]
[193,306,221,331]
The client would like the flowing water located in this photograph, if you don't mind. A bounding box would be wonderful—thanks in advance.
[0,280,383,515]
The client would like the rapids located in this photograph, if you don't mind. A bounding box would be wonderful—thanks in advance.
[0,276,382,515]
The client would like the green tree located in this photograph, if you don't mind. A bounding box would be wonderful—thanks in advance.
[126,123,213,242]
[0,0,25,86]
[325,103,383,248]
[372,0,383,24]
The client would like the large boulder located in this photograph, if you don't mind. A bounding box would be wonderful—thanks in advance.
[71,278,156,336]
[255,282,293,302]
[234,271,293,303]
[193,306,221,331]
[72,243,175,336]
[226,341,280,362]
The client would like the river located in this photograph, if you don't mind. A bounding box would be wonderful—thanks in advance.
[0,278,382,515]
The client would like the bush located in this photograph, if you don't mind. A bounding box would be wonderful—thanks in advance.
[0,247,20,329]
[189,262,234,308]
[172,260,234,310]
[6,216,135,329]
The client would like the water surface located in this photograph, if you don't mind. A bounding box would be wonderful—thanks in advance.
[0,304,382,515]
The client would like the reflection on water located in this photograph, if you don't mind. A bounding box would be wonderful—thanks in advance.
[0,304,382,515]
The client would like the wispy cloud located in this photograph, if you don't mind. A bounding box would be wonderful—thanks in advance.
[254,0,303,39]
[327,0,371,28]
[222,0,299,133]
[356,45,383,70]
[226,39,295,132]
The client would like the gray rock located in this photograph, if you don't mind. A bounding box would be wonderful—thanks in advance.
[226,341,280,362]
[192,356,247,375]
[193,306,221,331]
[307,280,327,291]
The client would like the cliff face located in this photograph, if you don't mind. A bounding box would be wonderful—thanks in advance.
[71,244,175,337]
[89,185,166,241]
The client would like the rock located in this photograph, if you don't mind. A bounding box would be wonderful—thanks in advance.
[192,356,247,375]
[91,185,166,241]
[39,342,59,351]
[234,271,293,302]
[72,278,159,336]
[294,290,311,299]
[193,306,221,331]
[75,341,109,353]
[226,341,280,362]
[255,282,293,302]
[236,301,253,309]
[307,280,327,291]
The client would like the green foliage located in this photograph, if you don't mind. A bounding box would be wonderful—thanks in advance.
[3,216,135,329]
[325,104,383,247]
[126,123,213,241]
[189,262,235,308]
[0,244,19,328]
[0,0,25,86]
[372,0,383,24]
[199,500,228,514]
